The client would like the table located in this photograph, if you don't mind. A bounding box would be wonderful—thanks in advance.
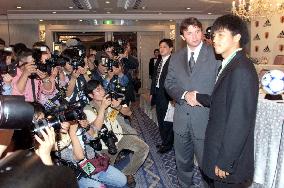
[252,99,284,188]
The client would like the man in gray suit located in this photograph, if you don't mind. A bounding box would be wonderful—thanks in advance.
[165,17,220,187]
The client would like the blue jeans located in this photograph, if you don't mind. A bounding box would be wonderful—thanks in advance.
[78,165,127,188]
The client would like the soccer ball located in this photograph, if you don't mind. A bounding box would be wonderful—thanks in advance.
[261,70,284,95]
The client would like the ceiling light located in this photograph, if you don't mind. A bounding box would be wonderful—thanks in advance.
[158,12,162,15]
[169,19,173,21]
[39,19,43,22]
[186,7,191,10]
[142,6,146,10]
[16,6,22,9]
[107,11,111,14]
[208,12,212,14]
[105,1,110,3]
[135,19,139,21]
[79,19,83,22]
[69,6,73,9]
[52,11,57,14]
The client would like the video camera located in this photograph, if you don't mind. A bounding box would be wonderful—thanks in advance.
[106,75,126,101]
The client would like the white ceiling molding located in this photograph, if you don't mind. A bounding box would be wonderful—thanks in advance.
[5,13,220,20]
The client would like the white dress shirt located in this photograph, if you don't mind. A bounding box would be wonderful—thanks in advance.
[156,54,171,88]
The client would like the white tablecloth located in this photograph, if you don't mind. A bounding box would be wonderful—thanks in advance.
[252,99,284,188]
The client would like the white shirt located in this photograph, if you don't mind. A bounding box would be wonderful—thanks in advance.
[187,41,203,63]
[156,54,171,88]
[182,42,203,99]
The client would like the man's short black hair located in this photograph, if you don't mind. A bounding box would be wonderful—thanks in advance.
[16,48,33,63]
[212,14,249,47]
[159,39,173,48]
[102,41,114,51]
[89,45,97,51]
[84,79,103,96]
[154,49,159,53]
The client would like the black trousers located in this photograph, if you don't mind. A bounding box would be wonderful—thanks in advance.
[154,90,174,147]
[208,179,252,188]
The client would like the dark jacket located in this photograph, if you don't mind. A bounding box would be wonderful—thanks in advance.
[197,50,259,183]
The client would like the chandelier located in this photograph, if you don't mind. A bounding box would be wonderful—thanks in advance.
[232,0,284,21]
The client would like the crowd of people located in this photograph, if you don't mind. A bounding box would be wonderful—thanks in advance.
[0,38,146,188]
[0,13,259,188]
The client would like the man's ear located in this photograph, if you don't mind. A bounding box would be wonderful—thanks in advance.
[180,35,186,41]
[234,34,241,43]
[88,93,94,99]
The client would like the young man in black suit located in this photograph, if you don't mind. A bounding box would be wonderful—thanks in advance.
[187,14,259,187]
[150,39,174,154]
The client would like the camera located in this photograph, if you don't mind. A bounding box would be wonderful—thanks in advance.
[0,62,17,77]
[106,75,126,100]
[33,103,86,134]
[45,54,67,67]
[88,137,102,151]
[99,124,118,155]
[101,57,119,72]
[112,41,125,56]
[205,26,212,40]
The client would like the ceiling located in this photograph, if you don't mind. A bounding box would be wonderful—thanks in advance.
[0,0,232,20]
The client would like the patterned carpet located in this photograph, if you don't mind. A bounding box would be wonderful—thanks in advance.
[113,106,202,188]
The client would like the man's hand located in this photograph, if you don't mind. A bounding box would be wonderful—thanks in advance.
[60,121,70,134]
[185,91,202,107]
[22,62,37,77]
[36,69,48,80]
[2,74,13,84]
[215,166,230,179]
[111,98,122,109]
[101,94,112,109]
[34,127,56,165]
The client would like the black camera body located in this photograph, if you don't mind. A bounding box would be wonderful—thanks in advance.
[101,57,119,72]
[45,54,67,67]
[112,40,127,56]
[69,57,85,70]
[0,62,17,77]
[106,75,126,101]
[33,102,86,134]
[98,125,118,155]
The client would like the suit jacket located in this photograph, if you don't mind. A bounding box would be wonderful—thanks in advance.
[164,43,220,139]
[197,50,259,183]
[150,56,172,113]
[149,57,157,79]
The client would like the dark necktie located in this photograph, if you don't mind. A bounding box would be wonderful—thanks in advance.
[189,52,195,73]
[217,65,222,74]
[155,59,163,86]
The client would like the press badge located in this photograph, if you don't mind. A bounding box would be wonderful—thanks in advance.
[78,158,96,175]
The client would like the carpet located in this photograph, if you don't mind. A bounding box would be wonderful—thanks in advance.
[113,107,203,188]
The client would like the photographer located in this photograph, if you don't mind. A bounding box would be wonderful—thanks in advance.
[87,45,97,71]
[91,52,108,83]
[0,48,15,95]
[11,48,55,102]
[56,119,127,188]
[61,48,90,106]
[83,80,149,187]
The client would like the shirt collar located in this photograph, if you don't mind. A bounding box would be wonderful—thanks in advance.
[221,48,242,68]
[162,54,171,62]
[187,41,203,61]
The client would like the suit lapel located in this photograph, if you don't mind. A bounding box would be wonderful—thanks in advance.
[213,51,243,93]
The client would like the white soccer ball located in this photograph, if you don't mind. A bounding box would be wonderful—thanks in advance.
[261,70,284,95]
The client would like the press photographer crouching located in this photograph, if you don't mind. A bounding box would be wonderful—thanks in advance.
[0,96,77,188]
[83,80,149,187]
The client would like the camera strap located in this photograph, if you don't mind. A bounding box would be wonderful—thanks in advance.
[31,78,37,102]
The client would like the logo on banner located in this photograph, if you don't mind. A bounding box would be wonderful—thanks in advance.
[265,32,269,39]
[277,30,284,38]
[253,34,260,40]
[280,45,284,52]
[255,46,259,52]
[281,16,284,23]
[263,19,271,27]
[255,21,259,27]
[263,45,270,52]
